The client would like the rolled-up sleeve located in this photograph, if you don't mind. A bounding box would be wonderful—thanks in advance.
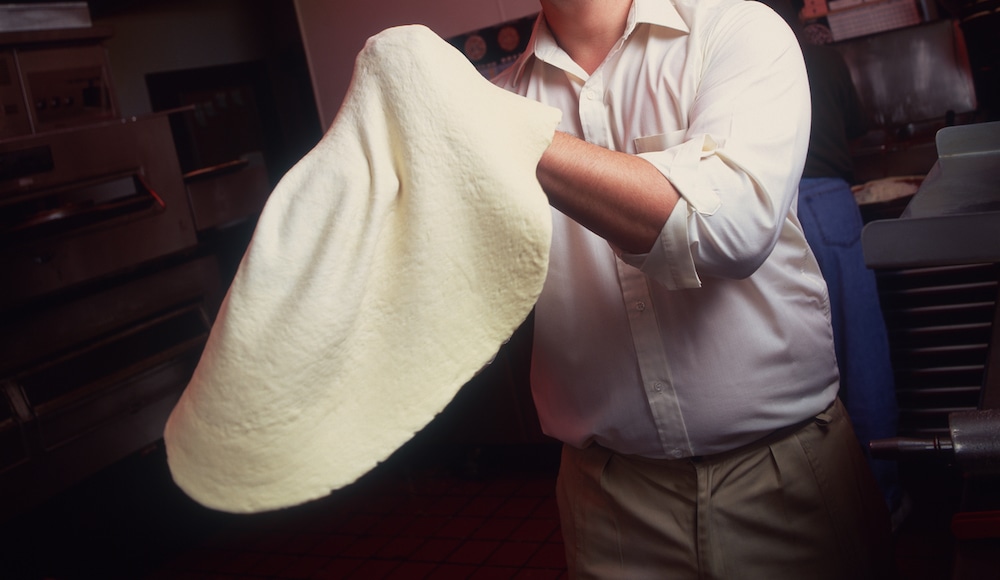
[621,3,811,290]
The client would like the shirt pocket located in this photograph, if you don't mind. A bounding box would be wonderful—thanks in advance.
[633,129,687,154]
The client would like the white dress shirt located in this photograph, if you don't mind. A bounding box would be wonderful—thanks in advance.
[494,0,840,458]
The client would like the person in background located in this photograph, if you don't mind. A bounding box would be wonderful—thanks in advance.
[760,0,904,521]
[494,0,894,577]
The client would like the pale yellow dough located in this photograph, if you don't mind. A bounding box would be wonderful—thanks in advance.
[163,25,561,513]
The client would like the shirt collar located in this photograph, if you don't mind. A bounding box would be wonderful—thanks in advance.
[511,0,690,86]
[632,0,689,35]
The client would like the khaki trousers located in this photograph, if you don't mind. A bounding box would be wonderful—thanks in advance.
[556,399,895,579]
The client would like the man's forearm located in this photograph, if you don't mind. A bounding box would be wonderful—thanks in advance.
[536,131,679,254]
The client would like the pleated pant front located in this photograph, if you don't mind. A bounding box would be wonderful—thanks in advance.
[555,399,895,580]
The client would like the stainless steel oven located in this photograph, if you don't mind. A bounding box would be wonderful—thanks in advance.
[0,26,221,520]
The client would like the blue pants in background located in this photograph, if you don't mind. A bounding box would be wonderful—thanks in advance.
[798,177,902,511]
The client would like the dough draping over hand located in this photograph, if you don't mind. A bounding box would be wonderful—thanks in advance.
[163,24,561,513]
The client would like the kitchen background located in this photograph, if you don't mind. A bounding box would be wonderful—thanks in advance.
[1,0,998,578]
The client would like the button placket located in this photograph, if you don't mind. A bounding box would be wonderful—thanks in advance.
[615,259,693,457]
[578,75,607,148]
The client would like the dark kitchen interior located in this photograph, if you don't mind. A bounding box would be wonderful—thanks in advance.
[1,0,999,578]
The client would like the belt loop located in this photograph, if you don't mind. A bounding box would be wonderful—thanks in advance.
[815,398,838,428]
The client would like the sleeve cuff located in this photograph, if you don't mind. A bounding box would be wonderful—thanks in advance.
[619,197,701,290]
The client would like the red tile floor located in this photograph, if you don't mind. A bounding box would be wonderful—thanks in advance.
[4,441,568,580]
[5,435,964,580]
[145,445,568,580]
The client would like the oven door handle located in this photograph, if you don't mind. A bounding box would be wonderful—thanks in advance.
[182,157,250,183]
[1,173,166,241]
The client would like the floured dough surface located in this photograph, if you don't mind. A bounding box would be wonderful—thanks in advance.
[852,176,923,205]
[163,25,561,513]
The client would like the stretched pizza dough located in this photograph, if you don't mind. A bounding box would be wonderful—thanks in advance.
[163,25,561,513]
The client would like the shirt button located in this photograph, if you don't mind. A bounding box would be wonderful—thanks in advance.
[636,301,646,311]
[668,449,683,459]
[584,88,598,100]
[652,382,664,392]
